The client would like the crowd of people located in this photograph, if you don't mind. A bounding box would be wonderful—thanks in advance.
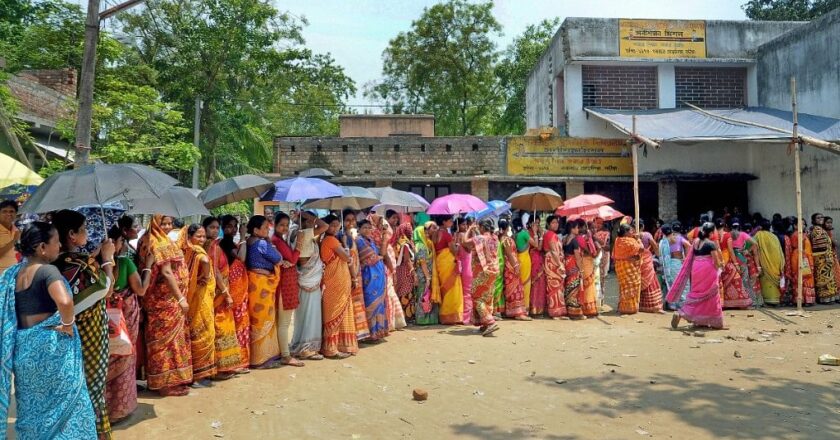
[1,196,839,438]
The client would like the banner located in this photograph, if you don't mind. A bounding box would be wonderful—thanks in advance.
[619,19,706,59]
[506,137,632,177]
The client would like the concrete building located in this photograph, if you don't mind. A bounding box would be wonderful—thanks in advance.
[525,13,840,222]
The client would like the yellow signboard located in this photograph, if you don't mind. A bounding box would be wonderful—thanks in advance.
[619,19,706,59]
[507,137,632,177]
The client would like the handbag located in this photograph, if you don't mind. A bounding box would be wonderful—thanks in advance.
[107,303,133,357]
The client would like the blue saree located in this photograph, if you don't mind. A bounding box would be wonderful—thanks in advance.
[0,263,96,439]
[356,237,389,340]
[660,238,689,310]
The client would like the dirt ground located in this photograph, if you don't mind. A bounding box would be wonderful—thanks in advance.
[103,277,840,439]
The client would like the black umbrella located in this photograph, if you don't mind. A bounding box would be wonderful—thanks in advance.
[123,186,211,218]
[199,174,274,209]
[297,168,335,178]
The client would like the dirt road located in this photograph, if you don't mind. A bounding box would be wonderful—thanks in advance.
[114,280,840,440]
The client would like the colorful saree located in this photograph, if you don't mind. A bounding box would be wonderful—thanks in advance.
[666,247,724,329]
[385,244,407,330]
[458,243,474,325]
[579,255,598,316]
[341,230,372,339]
[721,234,754,309]
[105,257,140,421]
[143,215,193,392]
[563,239,584,318]
[435,231,464,325]
[529,235,547,316]
[784,233,816,305]
[0,264,97,439]
[470,233,499,327]
[54,251,111,437]
[614,236,642,314]
[811,226,838,303]
[755,230,784,305]
[494,239,505,314]
[320,235,359,356]
[517,248,532,311]
[413,226,440,325]
[207,240,241,374]
[247,267,280,367]
[501,235,527,318]
[181,236,217,380]
[660,237,689,309]
[639,247,663,313]
[358,236,389,339]
[290,242,323,356]
[229,259,250,369]
[395,223,416,321]
[542,231,566,317]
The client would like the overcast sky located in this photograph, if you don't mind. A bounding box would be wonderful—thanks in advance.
[94,0,749,107]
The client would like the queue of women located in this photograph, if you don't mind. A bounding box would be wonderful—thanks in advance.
[2,192,840,439]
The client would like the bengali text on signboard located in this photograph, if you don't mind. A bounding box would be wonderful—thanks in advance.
[506,137,633,177]
[619,19,706,59]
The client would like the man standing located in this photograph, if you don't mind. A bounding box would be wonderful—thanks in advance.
[0,200,20,275]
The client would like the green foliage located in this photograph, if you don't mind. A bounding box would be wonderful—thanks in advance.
[367,0,503,136]
[494,18,560,135]
[742,0,839,20]
[38,158,69,178]
[0,0,85,71]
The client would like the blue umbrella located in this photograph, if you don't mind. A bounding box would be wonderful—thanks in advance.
[260,177,342,202]
[74,202,127,254]
[467,200,511,221]
[0,184,38,203]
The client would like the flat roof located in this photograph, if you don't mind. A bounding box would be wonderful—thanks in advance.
[339,114,435,120]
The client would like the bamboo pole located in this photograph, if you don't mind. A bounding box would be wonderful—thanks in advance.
[632,115,640,236]
[792,78,804,313]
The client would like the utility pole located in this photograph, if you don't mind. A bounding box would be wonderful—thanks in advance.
[192,97,202,189]
[74,0,146,168]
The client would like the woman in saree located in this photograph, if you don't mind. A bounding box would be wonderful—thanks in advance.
[513,220,532,310]
[563,221,585,319]
[434,216,464,325]
[669,222,725,330]
[52,209,115,437]
[357,220,390,340]
[754,220,784,306]
[202,217,241,378]
[320,215,359,358]
[220,215,250,372]
[0,222,97,438]
[722,220,761,309]
[244,215,282,369]
[379,219,406,330]
[394,222,417,322]
[270,212,305,367]
[576,219,599,317]
[105,226,149,422]
[291,211,328,359]
[141,214,193,397]
[338,210,370,339]
[542,216,566,318]
[413,222,440,325]
[637,220,664,313]
[613,224,643,315]
[455,220,474,324]
[784,219,816,306]
[179,224,218,384]
[593,217,611,308]
[461,219,501,336]
[528,218,547,317]
[810,213,838,303]
[499,220,531,320]
[659,224,691,310]
[494,232,505,318]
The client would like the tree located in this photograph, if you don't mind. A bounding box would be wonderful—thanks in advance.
[742,0,839,20]
[494,18,560,135]
[0,0,85,71]
[367,0,503,136]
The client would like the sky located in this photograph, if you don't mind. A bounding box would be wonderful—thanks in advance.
[94,0,750,108]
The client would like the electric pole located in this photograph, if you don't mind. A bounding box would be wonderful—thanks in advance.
[192,97,202,189]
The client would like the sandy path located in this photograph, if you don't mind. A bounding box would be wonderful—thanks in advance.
[103,279,840,439]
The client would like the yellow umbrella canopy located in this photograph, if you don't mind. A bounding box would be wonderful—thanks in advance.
[0,152,43,187]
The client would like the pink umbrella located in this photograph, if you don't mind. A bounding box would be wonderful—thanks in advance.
[427,193,487,215]
[567,205,624,221]
[555,194,614,217]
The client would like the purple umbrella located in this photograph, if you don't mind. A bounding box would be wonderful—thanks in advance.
[260,177,342,202]
[427,194,487,215]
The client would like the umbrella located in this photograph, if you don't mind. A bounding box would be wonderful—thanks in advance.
[369,187,429,213]
[122,186,211,218]
[0,152,44,187]
[302,186,379,211]
[555,194,614,217]
[261,177,342,203]
[199,174,273,209]
[74,202,127,254]
[506,186,563,212]
[297,168,335,178]
[0,184,38,203]
[568,205,624,221]
[427,194,487,216]
[467,200,511,221]
[21,163,178,214]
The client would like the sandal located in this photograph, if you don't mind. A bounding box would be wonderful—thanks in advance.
[234,368,250,375]
[280,356,305,367]
[306,354,325,361]
[481,323,500,337]
[514,316,532,321]
[212,372,236,381]
[328,352,352,360]
[254,361,283,370]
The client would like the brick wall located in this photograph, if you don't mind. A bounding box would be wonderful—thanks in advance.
[582,65,658,110]
[18,69,77,97]
[7,74,73,125]
[658,180,678,222]
[675,67,746,109]
[273,136,505,179]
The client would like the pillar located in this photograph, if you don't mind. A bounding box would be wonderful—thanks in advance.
[471,178,489,200]
[375,179,393,188]
[566,180,585,199]
[658,180,678,221]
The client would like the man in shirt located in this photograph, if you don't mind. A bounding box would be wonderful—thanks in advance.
[0,200,21,275]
